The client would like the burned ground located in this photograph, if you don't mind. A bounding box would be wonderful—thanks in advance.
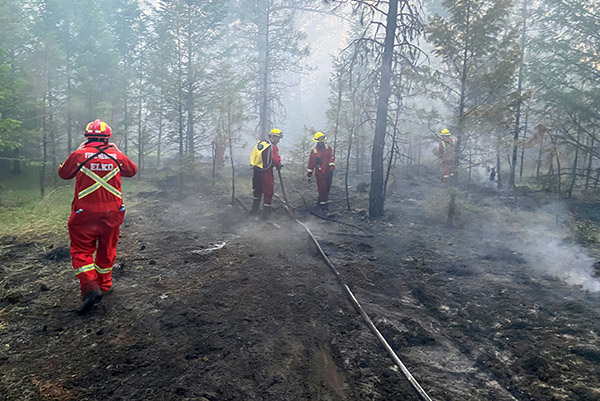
[1,171,600,401]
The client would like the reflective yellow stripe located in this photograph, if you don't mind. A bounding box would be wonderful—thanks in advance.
[78,166,121,199]
[75,263,95,275]
[95,264,112,274]
[86,122,93,133]
[100,122,106,133]
[329,162,335,166]
[307,169,314,173]
[313,148,317,154]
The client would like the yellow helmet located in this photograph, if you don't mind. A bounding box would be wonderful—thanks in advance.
[313,131,326,143]
[269,128,283,137]
[441,128,451,136]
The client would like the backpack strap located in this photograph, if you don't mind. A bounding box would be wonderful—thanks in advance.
[74,146,120,175]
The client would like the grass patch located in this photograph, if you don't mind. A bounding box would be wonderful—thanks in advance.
[0,184,74,239]
[0,167,158,240]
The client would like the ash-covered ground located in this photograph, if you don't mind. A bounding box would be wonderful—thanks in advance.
[1,170,600,400]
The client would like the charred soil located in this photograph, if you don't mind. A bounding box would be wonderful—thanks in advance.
[1,171,600,401]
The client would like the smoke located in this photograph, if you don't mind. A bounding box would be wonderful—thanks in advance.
[522,236,600,292]
[510,202,600,292]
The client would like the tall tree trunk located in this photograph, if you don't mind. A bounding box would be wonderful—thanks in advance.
[496,153,502,189]
[568,123,582,198]
[369,0,398,217]
[585,136,594,191]
[258,1,270,138]
[345,127,354,211]
[157,93,163,168]
[67,74,73,153]
[40,96,47,198]
[332,70,343,159]
[137,80,143,172]
[48,84,56,185]
[509,0,528,189]
[355,139,360,174]
[536,131,545,178]
[519,103,530,179]
[384,102,401,198]
[186,11,195,156]
[454,1,472,173]
[124,96,129,155]
[229,110,236,207]
[549,133,561,194]
[211,142,216,186]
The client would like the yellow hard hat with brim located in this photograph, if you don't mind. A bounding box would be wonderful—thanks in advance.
[441,128,451,135]
[313,132,326,142]
[269,128,283,137]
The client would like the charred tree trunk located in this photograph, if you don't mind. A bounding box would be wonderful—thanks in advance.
[345,127,354,211]
[369,0,398,217]
[211,142,216,186]
[568,123,582,198]
[519,104,530,179]
[384,101,401,198]
[496,153,502,189]
[585,136,594,191]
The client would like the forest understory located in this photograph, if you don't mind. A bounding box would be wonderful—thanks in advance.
[1,168,600,401]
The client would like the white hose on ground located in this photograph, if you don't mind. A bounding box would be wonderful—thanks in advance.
[296,220,434,401]
[274,175,434,401]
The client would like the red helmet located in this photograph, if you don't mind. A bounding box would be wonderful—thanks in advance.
[84,119,112,139]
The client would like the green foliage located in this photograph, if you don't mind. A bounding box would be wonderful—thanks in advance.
[288,127,315,177]
[426,0,518,161]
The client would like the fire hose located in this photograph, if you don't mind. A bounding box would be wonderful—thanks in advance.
[277,169,373,237]
[275,171,434,401]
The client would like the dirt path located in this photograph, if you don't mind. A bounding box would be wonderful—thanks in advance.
[2,174,600,400]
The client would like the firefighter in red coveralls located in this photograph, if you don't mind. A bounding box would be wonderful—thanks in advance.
[250,128,283,217]
[306,132,335,212]
[58,119,137,314]
[437,128,457,185]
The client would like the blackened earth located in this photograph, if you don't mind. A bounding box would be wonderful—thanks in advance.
[1,171,600,401]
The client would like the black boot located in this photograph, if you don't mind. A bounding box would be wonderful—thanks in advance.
[249,199,260,214]
[77,286,102,315]
[263,205,272,219]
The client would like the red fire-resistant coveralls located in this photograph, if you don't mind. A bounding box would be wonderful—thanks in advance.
[253,141,281,207]
[307,144,335,206]
[58,141,137,295]
[438,136,457,184]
